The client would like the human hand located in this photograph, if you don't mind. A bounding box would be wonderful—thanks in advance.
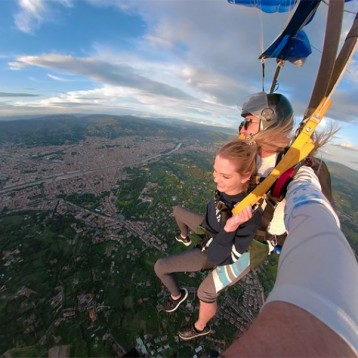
[224,205,252,232]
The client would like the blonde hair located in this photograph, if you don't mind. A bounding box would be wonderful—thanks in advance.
[251,115,294,153]
[252,116,339,158]
[217,140,258,190]
[311,123,340,154]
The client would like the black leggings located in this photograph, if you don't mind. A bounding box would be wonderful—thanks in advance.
[155,206,250,303]
[154,248,218,303]
[172,206,204,237]
[154,247,250,303]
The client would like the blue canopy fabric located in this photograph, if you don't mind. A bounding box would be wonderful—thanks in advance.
[227,0,298,13]
[264,30,311,65]
[259,0,322,63]
[227,0,353,14]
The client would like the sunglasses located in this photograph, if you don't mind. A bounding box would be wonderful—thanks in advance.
[239,118,260,131]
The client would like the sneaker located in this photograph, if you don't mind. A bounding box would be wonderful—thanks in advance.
[175,234,192,246]
[163,288,188,312]
[178,323,212,341]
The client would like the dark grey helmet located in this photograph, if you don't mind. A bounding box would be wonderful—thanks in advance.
[241,92,294,131]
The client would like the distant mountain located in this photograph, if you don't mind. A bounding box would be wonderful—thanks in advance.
[0,114,232,147]
[327,159,358,181]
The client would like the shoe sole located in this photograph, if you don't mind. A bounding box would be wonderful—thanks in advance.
[175,237,192,246]
[164,288,188,313]
[178,329,211,341]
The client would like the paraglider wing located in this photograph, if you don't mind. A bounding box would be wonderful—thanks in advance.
[227,0,298,14]
[259,0,321,64]
[229,0,354,64]
[263,30,311,66]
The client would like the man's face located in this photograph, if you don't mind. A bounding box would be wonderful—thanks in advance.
[239,114,260,138]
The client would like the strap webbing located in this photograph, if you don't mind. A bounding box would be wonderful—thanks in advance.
[326,12,358,97]
[305,0,344,118]
[269,60,284,94]
[261,59,265,92]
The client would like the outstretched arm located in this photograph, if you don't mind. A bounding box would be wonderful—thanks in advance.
[223,166,358,357]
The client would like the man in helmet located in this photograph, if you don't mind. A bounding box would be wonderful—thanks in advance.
[238,92,295,259]
[239,92,335,179]
[238,91,335,264]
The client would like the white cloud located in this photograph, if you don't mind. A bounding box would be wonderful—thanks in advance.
[333,142,358,152]
[47,74,74,82]
[14,0,73,33]
[14,0,46,33]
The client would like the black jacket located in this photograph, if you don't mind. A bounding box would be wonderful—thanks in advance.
[204,191,262,266]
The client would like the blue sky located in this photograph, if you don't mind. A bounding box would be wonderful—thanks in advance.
[0,0,357,170]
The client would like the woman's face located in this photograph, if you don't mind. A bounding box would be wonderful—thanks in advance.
[213,154,249,195]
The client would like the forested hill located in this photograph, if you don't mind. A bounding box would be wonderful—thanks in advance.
[0,114,232,147]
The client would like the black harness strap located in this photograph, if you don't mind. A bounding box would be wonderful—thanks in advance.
[261,58,265,92]
[269,59,284,94]
[255,193,279,243]
[214,190,233,222]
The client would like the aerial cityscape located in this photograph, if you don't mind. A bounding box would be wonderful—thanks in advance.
[0,115,357,357]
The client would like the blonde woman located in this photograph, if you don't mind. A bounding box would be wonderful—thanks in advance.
[154,140,262,340]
